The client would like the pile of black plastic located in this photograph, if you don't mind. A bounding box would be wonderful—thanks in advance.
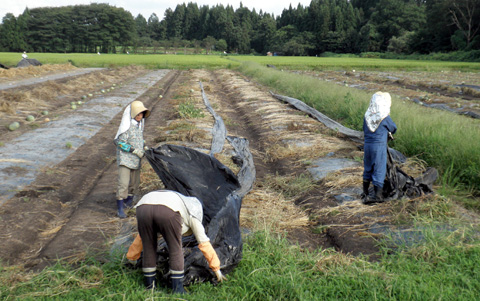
[144,141,253,286]
[382,147,438,200]
[17,58,42,68]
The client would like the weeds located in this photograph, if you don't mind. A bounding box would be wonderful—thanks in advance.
[178,100,205,119]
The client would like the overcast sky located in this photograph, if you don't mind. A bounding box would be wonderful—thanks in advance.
[1,0,312,20]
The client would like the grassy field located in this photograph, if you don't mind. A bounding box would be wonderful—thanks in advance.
[3,52,480,71]
[231,56,480,72]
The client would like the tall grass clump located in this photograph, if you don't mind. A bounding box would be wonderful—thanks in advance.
[238,61,480,196]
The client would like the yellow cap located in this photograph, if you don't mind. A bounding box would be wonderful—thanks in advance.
[130,101,150,119]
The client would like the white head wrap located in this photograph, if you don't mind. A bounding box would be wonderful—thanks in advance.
[114,103,145,139]
[365,92,391,132]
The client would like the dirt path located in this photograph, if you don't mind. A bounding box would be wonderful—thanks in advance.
[1,67,419,270]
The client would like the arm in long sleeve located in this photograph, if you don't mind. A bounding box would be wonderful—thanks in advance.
[198,241,221,272]
[190,217,221,272]
[385,116,397,134]
[126,233,143,261]
[114,132,135,153]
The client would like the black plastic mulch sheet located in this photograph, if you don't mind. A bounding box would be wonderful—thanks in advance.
[383,147,438,199]
[144,144,243,285]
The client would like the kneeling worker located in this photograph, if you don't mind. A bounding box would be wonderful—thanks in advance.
[130,190,227,293]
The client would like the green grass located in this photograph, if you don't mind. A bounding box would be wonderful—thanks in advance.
[0,52,238,69]
[230,56,480,72]
[1,225,479,300]
[3,52,480,72]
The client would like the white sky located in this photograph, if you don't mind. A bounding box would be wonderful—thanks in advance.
[1,1,312,21]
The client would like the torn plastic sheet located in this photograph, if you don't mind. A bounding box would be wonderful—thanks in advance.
[200,81,226,155]
[271,92,437,199]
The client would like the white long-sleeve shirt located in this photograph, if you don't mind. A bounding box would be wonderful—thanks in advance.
[135,190,209,243]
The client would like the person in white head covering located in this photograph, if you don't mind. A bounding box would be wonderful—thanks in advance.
[362,92,397,204]
[114,101,151,218]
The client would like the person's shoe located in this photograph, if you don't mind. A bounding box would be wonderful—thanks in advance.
[116,199,127,218]
[364,186,384,205]
[144,270,156,290]
[361,180,370,200]
[123,195,134,209]
[374,185,383,201]
[171,273,186,294]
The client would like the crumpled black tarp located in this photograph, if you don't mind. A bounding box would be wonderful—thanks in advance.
[382,147,438,199]
[16,58,42,68]
[144,144,245,286]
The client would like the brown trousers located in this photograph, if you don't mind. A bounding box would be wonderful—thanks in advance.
[116,165,140,200]
[136,204,183,272]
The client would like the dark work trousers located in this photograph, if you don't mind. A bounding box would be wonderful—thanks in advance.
[136,204,183,271]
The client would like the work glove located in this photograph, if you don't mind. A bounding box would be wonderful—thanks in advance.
[132,149,145,158]
[214,270,227,282]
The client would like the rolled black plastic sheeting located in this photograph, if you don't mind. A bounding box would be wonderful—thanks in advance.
[383,147,438,200]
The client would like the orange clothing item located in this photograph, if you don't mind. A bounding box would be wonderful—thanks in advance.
[198,241,220,272]
[126,234,143,261]
[126,233,221,272]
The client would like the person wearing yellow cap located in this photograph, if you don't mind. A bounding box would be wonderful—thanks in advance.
[362,92,397,204]
[127,190,227,293]
[114,101,151,218]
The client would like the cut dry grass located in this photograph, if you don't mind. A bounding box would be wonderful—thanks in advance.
[0,63,77,81]
[139,163,165,194]
[240,189,310,232]
[0,65,145,116]
[322,166,364,192]
[155,120,209,143]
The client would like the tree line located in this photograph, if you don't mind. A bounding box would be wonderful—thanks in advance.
[0,0,479,56]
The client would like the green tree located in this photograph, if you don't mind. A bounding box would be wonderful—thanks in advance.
[184,2,201,40]
[367,0,425,51]
[251,13,276,54]
[215,39,228,52]
[135,14,148,38]
[0,13,27,52]
[448,0,480,49]
[203,35,216,54]
[148,13,165,41]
